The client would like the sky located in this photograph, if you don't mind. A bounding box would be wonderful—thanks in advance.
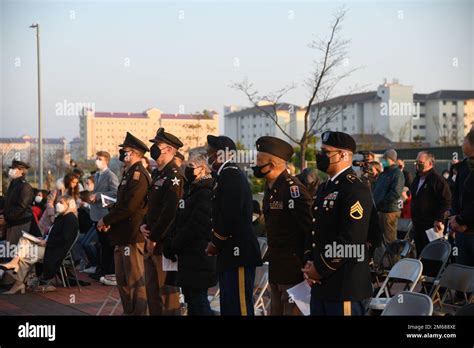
[0,0,473,141]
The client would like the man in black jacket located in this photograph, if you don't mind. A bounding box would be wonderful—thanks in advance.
[253,136,312,315]
[2,160,33,245]
[98,132,150,315]
[140,128,184,315]
[410,152,451,256]
[205,135,262,315]
[450,130,474,268]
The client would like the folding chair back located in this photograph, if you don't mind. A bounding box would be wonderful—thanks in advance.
[397,218,413,240]
[419,239,451,279]
[369,258,423,311]
[59,229,82,291]
[382,291,433,316]
[438,263,474,294]
[386,258,423,287]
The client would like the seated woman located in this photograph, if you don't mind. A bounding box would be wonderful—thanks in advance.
[163,154,216,315]
[0,195,79,295]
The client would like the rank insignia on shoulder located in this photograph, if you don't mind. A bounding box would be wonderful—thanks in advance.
[346,173,361,183]
[350,201,364,220]
[290,185,300,198]
[133,171,141,181]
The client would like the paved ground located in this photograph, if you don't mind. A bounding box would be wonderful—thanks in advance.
[0,272,124,316]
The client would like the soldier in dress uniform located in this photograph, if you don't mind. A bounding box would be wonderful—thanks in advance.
[302,131,373,316]
[140,128,184,315]
[97,132,150,315]
[204,135,262,315]
[253,136,312,315]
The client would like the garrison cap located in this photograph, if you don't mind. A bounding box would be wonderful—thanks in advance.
[256,136,294,161]
[207,135,236,152]
[321,131,356,153]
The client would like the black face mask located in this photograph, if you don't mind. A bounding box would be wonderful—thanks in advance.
[316,153,330,173]
[118,149,126,162]
[252,163,271,178]
[415,162,425,173]
[185,166,197,183]
[316,151,341,173]
[150,144,161,161]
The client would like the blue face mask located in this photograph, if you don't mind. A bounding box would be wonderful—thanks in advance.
[381,159,390,169]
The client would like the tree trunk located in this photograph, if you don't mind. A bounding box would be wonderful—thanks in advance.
[300,141,307,170]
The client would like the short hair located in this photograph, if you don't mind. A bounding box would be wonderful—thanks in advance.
[418,151,435,165]
[59,195,78,216]
[96,151,111,163]
[466,130,474,147]
[188,153,211,175]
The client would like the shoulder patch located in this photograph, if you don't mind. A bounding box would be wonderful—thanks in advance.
[346,173,361,183]
[289,185,301,198]
[349,201,364,220]
[133,171,141,181]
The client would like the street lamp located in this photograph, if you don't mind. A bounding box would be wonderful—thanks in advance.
[30,23,43,189]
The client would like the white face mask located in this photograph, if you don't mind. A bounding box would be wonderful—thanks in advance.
[35,195,43,204]
[8,168,20,179]
[443,173,449,180]
[124,151,132,163]
[252,214,259,222]
[55,202,66,214]
[96,159,107,170]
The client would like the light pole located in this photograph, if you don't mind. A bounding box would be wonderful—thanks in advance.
[30,23,43,189]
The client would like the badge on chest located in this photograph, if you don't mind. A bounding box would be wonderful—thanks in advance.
[269,200,284,210]
[322,191,338,209]
[154,177,166,188]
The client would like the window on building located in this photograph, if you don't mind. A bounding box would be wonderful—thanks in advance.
[420,102,426,106]
[343,127,347,131]
[343,116,347,121]
[413,125,418,129]
[419,125,426,129]
[443,113,447,117]
[442,100,447,105]
[443,124,447,129]
[420,114,426,118]
[452,124,457,129]
[452,101,456,105]
[452,113,457,117]
[342,105,347,109]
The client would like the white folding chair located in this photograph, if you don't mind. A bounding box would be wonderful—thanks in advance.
[257,237,268,259]
[369,258,423,312]
[58,230,82,292]
[96,285,121,316]
[253,262,269,316]
[382,291,433,316]
[431,263,474,314]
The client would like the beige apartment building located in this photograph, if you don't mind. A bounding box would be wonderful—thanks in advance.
[79,108,219,160]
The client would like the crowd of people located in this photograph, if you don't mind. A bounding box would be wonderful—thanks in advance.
[0,125,473,316]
